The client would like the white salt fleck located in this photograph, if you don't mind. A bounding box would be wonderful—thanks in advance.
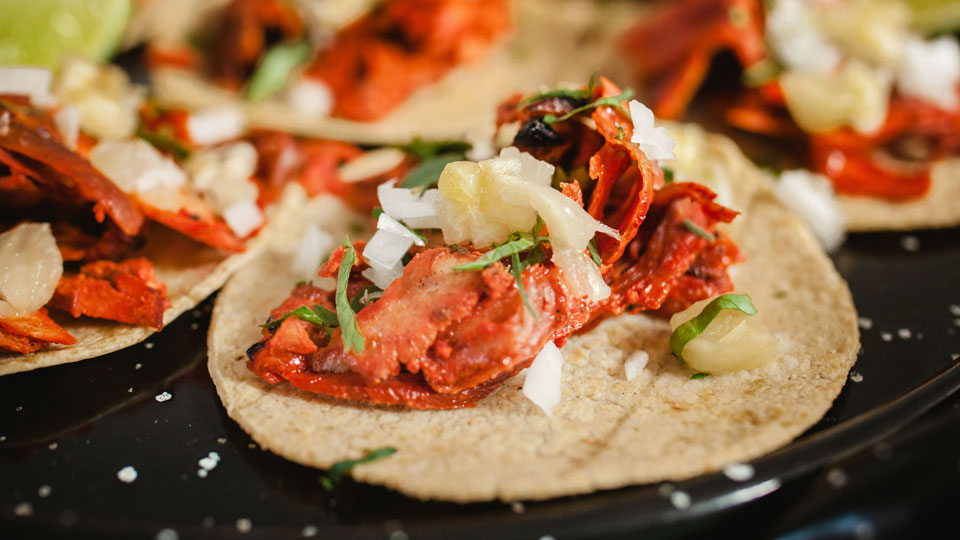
[897,328,912,340]
[624,350,649,381]
[128,388,133,393]
[669,490,691,510]
[192,309,203,319]
[952,353,959,360]
[302,525,318,537]
[202,517,215,528]
[857,317,873,330]
[722,463,755,482]
[0,435,6,442]
[13,502,33,517]
[198,451,221,474]
[953,318,960,328]
[15,406,22,412]
[236,518,252,533]
[826,467,848,488]
[38,485,51,498]
[135,363,142,370]
[155,391,173,403]
[916,333,923,340]
[511,501,526,513]
[217,437,227,444]
[48,443,58,450]
[900,235,920,252]
[190,322,199,331]
[155,529,179,540]
[849,371,864,383]
[951,304,960,317]
[144,342,155,350]
[248,443,256,449]
[538,536,555,540]
[117,466,138,483]
[389,531,409,540]
[880,332,893,342]
[197,469,208,478]
[658,483,676,497]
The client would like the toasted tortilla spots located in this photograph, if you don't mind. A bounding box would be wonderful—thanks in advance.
[207,133,859,502]
[838,158,960,231]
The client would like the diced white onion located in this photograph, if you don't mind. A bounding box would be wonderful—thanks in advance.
[376,213,425,247]
[187,107,246,146]
[0,223,63,315]
[819,0,910,67]
[53,57,143,140]
[377,181,441,229]
[222,199,264,238]
[766,0,841,75]
[522,341,564,417]
[90,139,187,193]
[773,170,845,252]
[629,100,676,163]
[624,350,649,381]
[339,148,406,183]
[54,106,80,150]
[897,36,960,111]
[363,229,414,274]
[361,259,404,290]
[285,78,334,118]
[183,142,259,214]
[781,60,892,135]
[292,223,335,279]
[0,66,55,106]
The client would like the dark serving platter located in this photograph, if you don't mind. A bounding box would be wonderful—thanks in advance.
[1,223,959,540]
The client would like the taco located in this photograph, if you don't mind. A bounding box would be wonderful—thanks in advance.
[620,0,960,232]
[207,78,859,501]
[0,57,425,374]
[144,0,642,145]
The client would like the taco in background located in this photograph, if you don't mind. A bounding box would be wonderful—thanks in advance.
[620,0,960,232]
[143,0,643,145]
[207,77,858,501]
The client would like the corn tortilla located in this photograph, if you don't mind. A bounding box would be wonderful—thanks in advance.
[207,132,860,502]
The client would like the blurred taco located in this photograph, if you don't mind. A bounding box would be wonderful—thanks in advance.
[139,0,642,145]
[206,78,859,501]
[620,0,960,232]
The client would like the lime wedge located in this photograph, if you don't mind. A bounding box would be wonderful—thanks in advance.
[0,0,131,69]
[904,0,960,35]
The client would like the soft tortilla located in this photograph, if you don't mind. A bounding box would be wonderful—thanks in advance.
[207,132,860,502]
[0,187,303,376]
[838,158,960,231]
[151,0,644,146]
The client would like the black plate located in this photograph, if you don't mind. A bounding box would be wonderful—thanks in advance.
[1,225,959,540]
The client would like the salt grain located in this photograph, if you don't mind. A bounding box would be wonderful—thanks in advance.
[13,502,33,517]
[236,518,252,533]
[722,463,755,482]
[202,517,215,528]
[669,490,691,510]
[117,466,138,483]
[302,525,318,537]
[197,469,208,478]
[951,304,960,317]
[190,322,199,331]
[155,529,179,540]
[135,363,142,370]
[849,371,864,383]
[880,332,893,342]
[38,485,51,498]
[48,443,57,450]
[145,342,154,350]
[511,501,526,513]
[897,328,912,339]
[826,468,848,488]
[155,391,173,403]
[857,317,873,330]
[217,437,227,444]
[128,388,133,393]
[900,235,920,252]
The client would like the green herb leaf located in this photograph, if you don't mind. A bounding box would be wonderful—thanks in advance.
[336,242,365,354]
[543,89,635,125]
[615,125,626,140]
[136,126,191,160]
[690,372,710,380]
[350,285,383,313]
[453,237,535,271]
[587,239,602,267]
[320,447,397,491]
[662,167,675,184]
[669,294,757,362]
[519,88,591,107]
[245,41,311,102]
[398,138,471,161]
[450,244,469,254]
[683,219,715,241]
[400,154,464,189]
[510,251,538,320]
[261,304,338,333]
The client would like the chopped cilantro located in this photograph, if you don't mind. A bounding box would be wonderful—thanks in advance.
[683,219,715,241]
[136,125,191,160]
[450,244,469,254]
[587,239,602,267]
[397,138,472,190]
[690,372,710,380]
[398,138,471,161]
[669,294,757,362]
[261,304,337,335]
[662,167,675,184]
[245,41,311,102]
[615,125,626,140]
[336,241,365,354]
[320,447,397,491]
[543,89,635,125]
